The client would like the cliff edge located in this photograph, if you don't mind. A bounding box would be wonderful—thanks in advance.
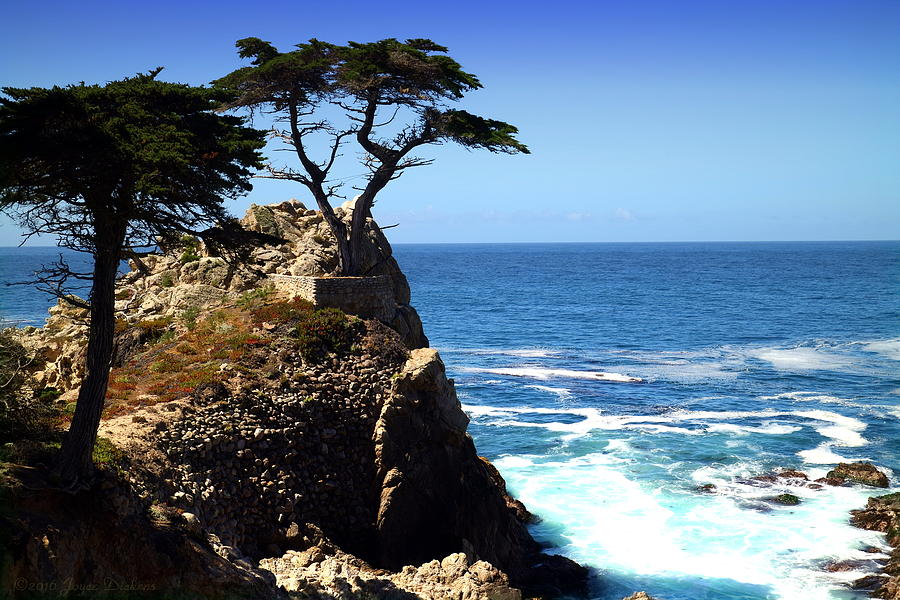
[3,201,587,599]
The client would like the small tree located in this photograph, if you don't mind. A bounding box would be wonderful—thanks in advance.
[216,37,529,275]
[0,70,266,489]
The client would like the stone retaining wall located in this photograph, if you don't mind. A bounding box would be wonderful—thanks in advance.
[268,275,395,321]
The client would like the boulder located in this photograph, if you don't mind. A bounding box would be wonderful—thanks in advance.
[827,462,890,488]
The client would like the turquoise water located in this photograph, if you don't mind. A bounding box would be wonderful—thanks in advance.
[393,242,900,600]
[3,242,899,599]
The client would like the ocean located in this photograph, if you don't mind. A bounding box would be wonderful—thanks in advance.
[3,241,899,600]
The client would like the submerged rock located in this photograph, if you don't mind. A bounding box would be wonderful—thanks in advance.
[766,493,801,506]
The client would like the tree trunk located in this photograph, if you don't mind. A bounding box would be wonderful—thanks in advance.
[53,232,123,490]
[310,191,352,275]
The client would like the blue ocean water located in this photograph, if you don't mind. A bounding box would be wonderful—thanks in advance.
[391,242,900,600]
[2,242,899,599]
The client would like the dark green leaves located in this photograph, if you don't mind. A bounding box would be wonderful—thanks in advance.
[0,70,266,249]
[436,110,530,154]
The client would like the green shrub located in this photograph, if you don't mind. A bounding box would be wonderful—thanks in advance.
[178,235,202,264]
[180,305,201,331]
[294,308,362,362]
[236,284,275,309]
[36,387,61,402]
[159,273,175,288]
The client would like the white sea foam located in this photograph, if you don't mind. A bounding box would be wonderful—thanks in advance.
[797,443,854,465]
[705,423,801,435]
[497,452,889,600]
[524,384,573,400]
[458,366,643,382]
[750,347,850,371]
[859,338,900,361]
[760,391,854,405]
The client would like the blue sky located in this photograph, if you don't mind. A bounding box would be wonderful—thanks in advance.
[1,0,898,244]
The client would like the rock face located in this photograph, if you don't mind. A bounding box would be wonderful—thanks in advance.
[827,462,891,488]
[238,200,427,349]
[260,548,521,600]
[1,468,279,600]
[372,349,536,575]
[850,492,900,599]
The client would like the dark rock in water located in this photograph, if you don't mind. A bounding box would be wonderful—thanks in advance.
[695,483,717,493]
[815,476,848,487]
[766,493,801,506]
[480,456,539,524]
[823,558,883,572]
[740,501,774,513]
[827,462,890,488]
[849,492,900,599]
[851,493,900,545]
[749,474,778,485]
[522,553,590,598]
[776,469,809,481]
[851,574,888,592]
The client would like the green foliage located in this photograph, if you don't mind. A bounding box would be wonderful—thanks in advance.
[178,234,202,264]
[36,387,61,402]
[236,284,275,309]
[159,273,175,288]
[135,317,173,341]
[0,70,266,249]
[294,307,362,362]
[92,436,126,467]
[770,493,801,506]
[216,37,527,275]
[180,305,201,331]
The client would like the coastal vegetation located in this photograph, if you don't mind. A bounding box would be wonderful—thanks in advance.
[215,37,529,275]
[0,70,267,489]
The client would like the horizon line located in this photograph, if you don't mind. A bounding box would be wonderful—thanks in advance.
[2,239,899,249]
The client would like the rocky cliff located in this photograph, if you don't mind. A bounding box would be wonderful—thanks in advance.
[3,202,587,599]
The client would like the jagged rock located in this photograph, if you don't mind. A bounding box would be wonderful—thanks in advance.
[372,349,586,595]
[623,593,660,600]
[261,548,521,600]
[850,492,900,599]
[480,457,537,524]
[827,462,890,488]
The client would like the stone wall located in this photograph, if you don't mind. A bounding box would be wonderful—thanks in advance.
[268,275,395,322]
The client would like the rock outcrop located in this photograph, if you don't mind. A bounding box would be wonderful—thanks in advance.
[5,200,588,598]
[828,462,891,488]
[372,349,535,574]
[20,200,428,397]
[850,492,900,599]
[261,548,521,600]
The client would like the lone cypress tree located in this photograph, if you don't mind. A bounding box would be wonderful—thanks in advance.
[216,37,529,275]
[0,70,266,489]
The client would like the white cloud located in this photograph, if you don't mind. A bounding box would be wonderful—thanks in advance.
[614,207,636,221]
